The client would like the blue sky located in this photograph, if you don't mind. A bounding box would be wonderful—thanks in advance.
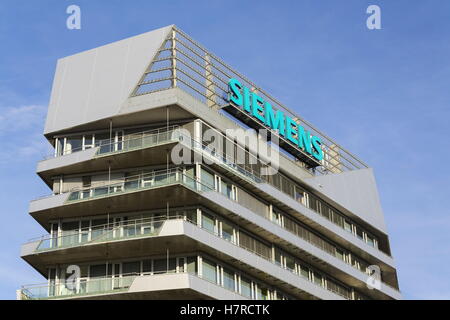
[0,0,449,299]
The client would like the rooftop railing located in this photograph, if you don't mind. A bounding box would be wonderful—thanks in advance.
[132,26,368,175]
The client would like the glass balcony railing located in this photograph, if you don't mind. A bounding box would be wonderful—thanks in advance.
[30,216,172,252]
[95,126,180,156]
[43,125,386,259]
[35,167,395,293]
[66,168,182,202]
[25,214,352,299]
[44,126,180,160]
[19,271,252,300]
[20,273,137,300]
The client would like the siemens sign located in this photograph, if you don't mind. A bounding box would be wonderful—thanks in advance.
[227,78,324,161]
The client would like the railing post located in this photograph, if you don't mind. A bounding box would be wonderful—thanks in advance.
[171,28,177,88]
[205,54,215,108]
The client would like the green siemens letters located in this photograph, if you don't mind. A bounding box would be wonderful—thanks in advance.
[228,78,324,161]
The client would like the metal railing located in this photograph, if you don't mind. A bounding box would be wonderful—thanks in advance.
[20,273,137,300]
[27,216,173,252]
[19,270,256,301]
[35,125,386,260]
[43,125,179,160]
[31,165,396,293]
[66,168,183,202]
[23,216,350,300]
[27,188,354,299]
[132,26,368,175]
[176,129,388,259]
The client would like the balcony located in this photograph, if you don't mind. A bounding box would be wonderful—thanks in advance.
[23,217,348,300]
[24,216,168,254]
[27,167,400,299]
[37,126,182,186]
[18,272,249,300]
[30,168,198,224]
[36,123,393,266]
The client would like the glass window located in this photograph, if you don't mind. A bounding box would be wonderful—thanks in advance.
[240,277,252,298]
[294,188,305,204]
[222,268,235,291]
[222,221,234,242]
[274,249,282,266]
[335,248,345,261]
[185,209,197,224]
[168,258,177,273]
[257,286,269,300]
[61,221,79,246]
[178,258,185,273]
[66,136,82,154]
[91,219,107,240]
[321,205,331,219]
[56,138,64,156]
[202,259,217,283]
[356,227,364,240]
[122,261,140,276]
[124,172,140,190]
[366,234,376,247]
[285,255,295,272]
[187,257,197,274]
[184,167,196,189]
[80,220,90,243]
[221,180,233,199]
[300,265,309,279]
[332,212,344,228]
[313,272,323,286]
[153,259,166,274]
[351,255,360,270]
[201,212,215,233]
[81,176,91,199]
[201,168,215,191]
[142,260,151,274]
[96,133,112,154]
[344,220,352,233]
[272,211,283,226]
[93,186,109,197]
[84,135,93,149]
[89,264,107,278]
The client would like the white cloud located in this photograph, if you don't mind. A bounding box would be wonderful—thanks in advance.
[0,104,46,135]
[0,104,50,163]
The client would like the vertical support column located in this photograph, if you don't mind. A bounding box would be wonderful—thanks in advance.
[194,120,202,150]
[109,119,113,153]
[205,54,215,108]
[196,208,201,227]
[166,248,170,274]
[328,144,342,173]
[171,28,177,88]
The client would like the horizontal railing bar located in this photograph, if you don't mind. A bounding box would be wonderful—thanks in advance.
[173,27,368,169]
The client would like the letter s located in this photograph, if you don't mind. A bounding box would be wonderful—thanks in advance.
[228,78,243,107]
[312,136,324,161]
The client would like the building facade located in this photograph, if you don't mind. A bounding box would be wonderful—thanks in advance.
[19,25,401,300]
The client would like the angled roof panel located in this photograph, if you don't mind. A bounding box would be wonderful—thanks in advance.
[44,25,173,135]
